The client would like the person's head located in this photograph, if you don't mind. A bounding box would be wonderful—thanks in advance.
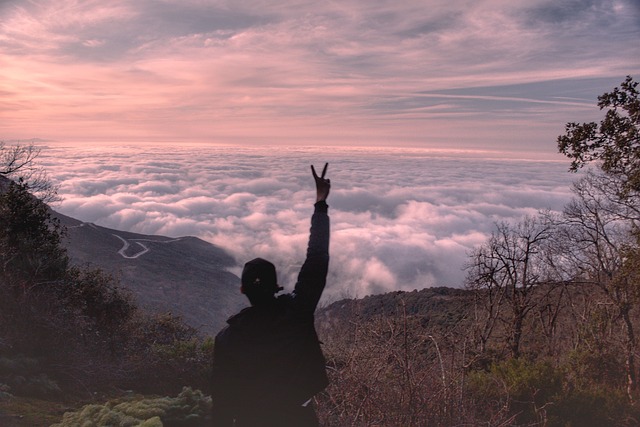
[241,258,282,305]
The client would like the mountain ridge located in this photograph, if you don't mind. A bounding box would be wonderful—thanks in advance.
[55,209,246,335]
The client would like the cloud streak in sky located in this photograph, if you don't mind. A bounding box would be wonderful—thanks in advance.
[1,0,638,150]
[41,143,577,301]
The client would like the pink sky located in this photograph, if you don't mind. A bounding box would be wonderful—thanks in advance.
[1,0,639,152]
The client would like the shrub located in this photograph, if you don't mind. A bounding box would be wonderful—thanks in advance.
[467,357,640,426]
[548,387,632,427]
[122,314,214,395]
[52,387,211,427]
[0,355,61,398]
[467,358,563,425]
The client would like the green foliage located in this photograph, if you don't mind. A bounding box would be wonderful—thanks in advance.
[125,316,215,394]
[0,181,72,358]
[558,75,640,192]
[467,358,563,425]
[467,357,640,426]
[566,343,626,390]
[63,268,136,326]
[52,387,211,427]
[60,267,138,360]
[494,358,563,405]
[0,179,68,287]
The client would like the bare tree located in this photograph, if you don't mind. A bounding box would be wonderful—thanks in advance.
[0,141,58,202]
[465,214,558,359]
[555,171,639,401]
[465,258,506,356]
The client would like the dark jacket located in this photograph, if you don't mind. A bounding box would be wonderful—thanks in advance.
[211,201,330,426]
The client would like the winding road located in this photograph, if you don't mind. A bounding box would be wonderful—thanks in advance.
[68,221,183,259]
[112,234,183,259]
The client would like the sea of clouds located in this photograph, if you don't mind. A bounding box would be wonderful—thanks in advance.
[39,143,577,301]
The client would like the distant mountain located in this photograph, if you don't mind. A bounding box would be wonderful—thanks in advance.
[317,286,474,330]
[55,211,246,336]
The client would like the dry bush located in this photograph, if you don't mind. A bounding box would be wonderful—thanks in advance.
[316,299,473,426]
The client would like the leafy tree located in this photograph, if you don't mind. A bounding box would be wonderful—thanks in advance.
[0,179,68,293]
[558,76,640,194]
[61,267,137,358]
[0,142,64,296]
[0,180,71,366]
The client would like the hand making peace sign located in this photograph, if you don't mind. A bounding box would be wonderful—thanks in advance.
[311,163,330,203]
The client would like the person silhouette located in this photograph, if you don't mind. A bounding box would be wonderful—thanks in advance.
[210,163,331,427]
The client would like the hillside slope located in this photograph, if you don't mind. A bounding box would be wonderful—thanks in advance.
[56,211,245,335]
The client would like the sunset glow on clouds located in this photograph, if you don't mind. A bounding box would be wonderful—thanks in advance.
[1,0,638,150]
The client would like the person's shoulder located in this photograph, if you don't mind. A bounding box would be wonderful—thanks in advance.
[226,306,252,324]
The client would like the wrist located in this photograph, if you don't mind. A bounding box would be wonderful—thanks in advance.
[314,200,328,213]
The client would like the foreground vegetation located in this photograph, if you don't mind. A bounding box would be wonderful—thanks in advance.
[0,76,638,425]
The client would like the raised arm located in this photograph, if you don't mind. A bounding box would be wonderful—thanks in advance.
[293,163,331,314]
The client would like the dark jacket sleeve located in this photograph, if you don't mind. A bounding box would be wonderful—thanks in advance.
[292,201,330,314]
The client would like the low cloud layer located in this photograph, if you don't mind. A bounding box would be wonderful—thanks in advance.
[41,144,576,301]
